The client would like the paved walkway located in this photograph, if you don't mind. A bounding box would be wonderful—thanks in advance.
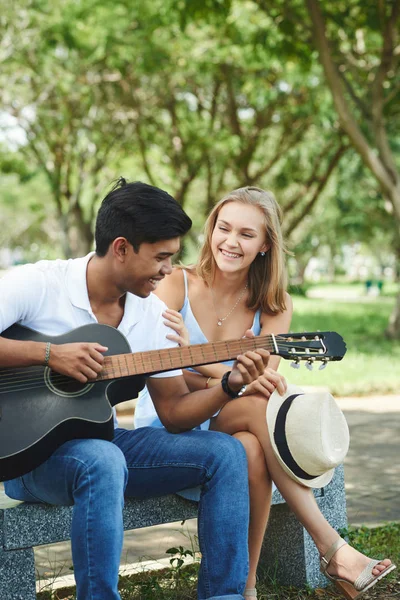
[2,395,399,590]
[337,394,400,526]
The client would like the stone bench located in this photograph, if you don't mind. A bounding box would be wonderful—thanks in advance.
[0,466,347,600]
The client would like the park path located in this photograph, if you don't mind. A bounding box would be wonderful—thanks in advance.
[337,394,399,526]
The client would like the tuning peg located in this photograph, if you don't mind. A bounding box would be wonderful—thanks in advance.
[319,360,328,370]
[305,360,314,371]
[290,360,301,369]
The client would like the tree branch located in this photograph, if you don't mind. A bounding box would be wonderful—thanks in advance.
[370,1,400,183]
[284,142,348,237]
[223,66,242,137]
[305,0,400,219]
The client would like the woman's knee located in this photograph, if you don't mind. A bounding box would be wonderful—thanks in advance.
[233,431,270,483]
[205,430,248,473]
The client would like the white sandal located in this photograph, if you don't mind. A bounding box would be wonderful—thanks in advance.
[320,537,396,599]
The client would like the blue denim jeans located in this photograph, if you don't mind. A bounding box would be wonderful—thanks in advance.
[5,427,249,600]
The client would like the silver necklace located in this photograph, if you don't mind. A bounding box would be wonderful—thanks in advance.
[210,283,248,326]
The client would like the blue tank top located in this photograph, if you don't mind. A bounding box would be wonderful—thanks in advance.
[134,270,262,431]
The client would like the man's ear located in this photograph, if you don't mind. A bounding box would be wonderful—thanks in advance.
[112,237,130,261]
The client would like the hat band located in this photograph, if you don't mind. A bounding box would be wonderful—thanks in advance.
[274,393,320,481]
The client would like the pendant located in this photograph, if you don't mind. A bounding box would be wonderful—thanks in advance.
[217,320,222,326]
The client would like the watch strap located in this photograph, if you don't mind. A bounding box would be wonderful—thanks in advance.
[221,371,246,399]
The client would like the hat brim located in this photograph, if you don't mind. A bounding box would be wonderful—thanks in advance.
[266,384,335,489]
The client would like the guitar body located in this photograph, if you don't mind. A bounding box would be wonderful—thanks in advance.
[0,324,146,482]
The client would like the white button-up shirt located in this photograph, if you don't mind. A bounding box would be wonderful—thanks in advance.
[0,254,181,424]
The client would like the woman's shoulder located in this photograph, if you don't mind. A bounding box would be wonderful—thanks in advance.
[154,268,186,310]
[259,291,293,331]
[155,266,202,310]
[283,291,293,313]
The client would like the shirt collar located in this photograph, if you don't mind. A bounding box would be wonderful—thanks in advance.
[66,253,94,311]
[118,290,144,333]
[66,252,145,330]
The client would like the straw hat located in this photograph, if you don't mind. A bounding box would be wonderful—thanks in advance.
[266,384,350,488]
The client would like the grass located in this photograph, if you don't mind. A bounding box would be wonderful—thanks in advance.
[37,523,400,599]
[279,287,400,396]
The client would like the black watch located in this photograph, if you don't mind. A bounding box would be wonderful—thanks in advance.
[221,371,247,400]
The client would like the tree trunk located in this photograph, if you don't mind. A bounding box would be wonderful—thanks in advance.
[69,206,94,257]
[385,236,400,338]
[386,289,400,339]
[305,0,400,338]
[59,214,73,259]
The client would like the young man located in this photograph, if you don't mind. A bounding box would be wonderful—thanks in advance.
[0,180,270,600]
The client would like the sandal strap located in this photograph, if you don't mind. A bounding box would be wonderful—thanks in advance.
[354,559,381,591]
[320,538,348,572]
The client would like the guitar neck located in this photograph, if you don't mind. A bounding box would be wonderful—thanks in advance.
[97,335,276,381]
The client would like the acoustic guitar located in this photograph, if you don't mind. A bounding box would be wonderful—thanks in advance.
[0,323,346,481]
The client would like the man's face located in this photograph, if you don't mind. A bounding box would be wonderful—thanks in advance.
[121,237,180,298]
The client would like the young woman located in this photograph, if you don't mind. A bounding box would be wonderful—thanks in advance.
[134,186,394,599]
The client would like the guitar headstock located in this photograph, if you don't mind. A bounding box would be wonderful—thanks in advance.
[275,331,347,370]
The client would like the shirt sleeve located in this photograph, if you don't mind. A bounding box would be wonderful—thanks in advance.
[0,265,46,333]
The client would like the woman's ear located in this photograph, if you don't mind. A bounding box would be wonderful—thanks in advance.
[260,242,270,254]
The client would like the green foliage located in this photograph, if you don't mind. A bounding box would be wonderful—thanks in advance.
[0,0,349,259]
[287,282,310,297]
[1,0,399,336]
[280,289,400,395]
[0,172,64,263]
[165,545,198,587]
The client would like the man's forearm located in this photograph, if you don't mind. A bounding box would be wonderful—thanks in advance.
[0,337,47,368]
[161,382,240,433]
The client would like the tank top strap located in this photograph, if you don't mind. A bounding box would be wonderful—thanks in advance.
[182,268,189,300]
[179,269,190,317]
[252,308,262,335]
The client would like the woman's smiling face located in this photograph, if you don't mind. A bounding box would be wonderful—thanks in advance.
[211,201,269,274]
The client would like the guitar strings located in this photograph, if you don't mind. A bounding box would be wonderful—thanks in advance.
[0,341,279,381]
[0,341,326,392]
[0,337,322,382]
[0,346,320,385]
[0,331,320,378]
[0,336,282,375]
[0,333,320,381]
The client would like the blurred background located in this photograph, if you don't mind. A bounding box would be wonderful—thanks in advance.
[1,0,399,396]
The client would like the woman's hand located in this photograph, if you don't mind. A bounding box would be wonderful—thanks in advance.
[241,367,287,399]
[163,309,190,347]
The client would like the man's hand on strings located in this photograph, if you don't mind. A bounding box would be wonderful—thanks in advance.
[49,342,108,383]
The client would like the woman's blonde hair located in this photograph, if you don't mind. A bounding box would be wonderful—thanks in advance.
[196,186,288,315]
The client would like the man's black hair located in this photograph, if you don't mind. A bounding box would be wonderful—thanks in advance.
[95,179,192,256]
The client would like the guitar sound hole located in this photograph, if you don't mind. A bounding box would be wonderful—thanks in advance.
[49,372,85,394]
[45,369,94,397]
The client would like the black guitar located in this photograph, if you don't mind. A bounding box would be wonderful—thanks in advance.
[0,324,346,481]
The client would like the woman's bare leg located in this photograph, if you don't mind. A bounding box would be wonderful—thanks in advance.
[211,395,392,582]
[233,431,272,590]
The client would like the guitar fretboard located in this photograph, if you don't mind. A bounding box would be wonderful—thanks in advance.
[97,335,276,381]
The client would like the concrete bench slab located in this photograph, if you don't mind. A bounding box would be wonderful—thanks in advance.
[0,466,347,600]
